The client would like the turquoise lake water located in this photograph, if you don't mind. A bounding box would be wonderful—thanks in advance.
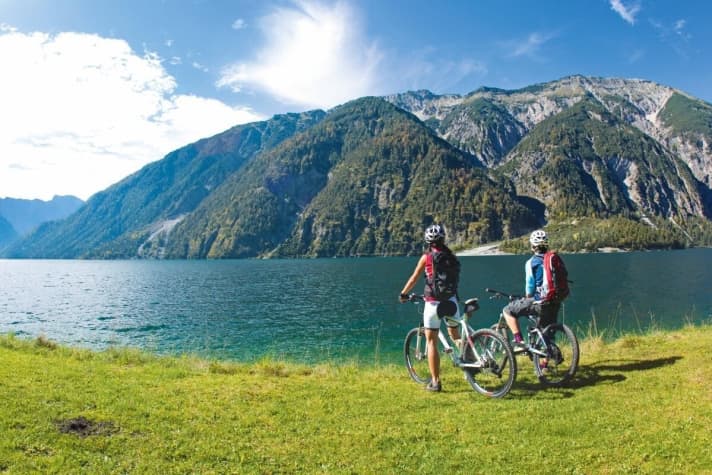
[1,249,710,364]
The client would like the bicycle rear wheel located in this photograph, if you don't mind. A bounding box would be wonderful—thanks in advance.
[404,327,430,384]
[532,323,579,386]
[463,328,517,398]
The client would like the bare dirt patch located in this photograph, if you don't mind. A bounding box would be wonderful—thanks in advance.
[56,416,118,437]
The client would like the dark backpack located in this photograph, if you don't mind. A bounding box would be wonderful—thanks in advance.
[429,249,460,301]
[540,251,570,303]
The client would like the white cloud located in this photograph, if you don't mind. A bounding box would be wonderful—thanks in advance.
[512,33,548,57]
[503,32,557,60]
[217,0,383,109]
[192,62,209,72]
[627,48,645,63]
[0,29,262,201]
[232,19,247,30]
[610,0,641,25]
[394,47,487,93]
[673,19,691,40]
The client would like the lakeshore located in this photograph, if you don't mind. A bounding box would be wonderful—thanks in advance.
[456,242,511,256]
[457,242,629,256]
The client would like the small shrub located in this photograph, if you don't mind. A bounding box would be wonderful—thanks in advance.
[208,362,238,375]
[35,335,57,350]
[616,335,643,349]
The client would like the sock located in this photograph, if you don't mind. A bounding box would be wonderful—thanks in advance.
[513,332,523,343]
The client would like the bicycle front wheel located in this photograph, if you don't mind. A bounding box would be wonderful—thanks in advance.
[463,328,517,398]
[491,320,511,342]
[533,323,579,386]
[404,327,430,384]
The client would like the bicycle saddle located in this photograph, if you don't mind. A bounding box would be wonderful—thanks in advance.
[464,298,479,314]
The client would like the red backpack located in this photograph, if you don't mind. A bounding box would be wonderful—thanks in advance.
[540,251,570,303]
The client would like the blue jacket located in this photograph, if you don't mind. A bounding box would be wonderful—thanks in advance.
[525,253,545,299]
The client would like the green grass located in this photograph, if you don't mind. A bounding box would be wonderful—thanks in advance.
[1,325,711,474]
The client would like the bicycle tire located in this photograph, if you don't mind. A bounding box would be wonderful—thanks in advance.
[532,323,579,386]
[404,327,431,384]
[463,328,517,398]
[491,321,510,342]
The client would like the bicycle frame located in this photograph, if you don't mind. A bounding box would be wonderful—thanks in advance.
[488,288,579,386]
[404,293,517,397]
[494,312,545,350]
[521,315,551,358]
[412,305,485,370]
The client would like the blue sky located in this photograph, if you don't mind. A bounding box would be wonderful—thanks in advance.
[1,0,710,200]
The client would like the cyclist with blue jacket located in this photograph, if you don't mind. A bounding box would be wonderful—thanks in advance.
[502,229,561,352]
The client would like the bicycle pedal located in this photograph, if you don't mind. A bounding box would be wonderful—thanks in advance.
[512,344,528,354]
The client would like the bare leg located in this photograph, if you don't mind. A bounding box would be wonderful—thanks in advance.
[425,328,440,384]
[504,309,520,336]
[447,326,461,343]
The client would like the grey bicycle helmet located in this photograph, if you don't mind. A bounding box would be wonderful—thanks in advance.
[424,224,446,243]
[529,229,548,246]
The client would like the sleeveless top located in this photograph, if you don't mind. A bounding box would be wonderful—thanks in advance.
[423,247,440,302]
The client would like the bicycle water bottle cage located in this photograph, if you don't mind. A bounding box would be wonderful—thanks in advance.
[436,300,457,318]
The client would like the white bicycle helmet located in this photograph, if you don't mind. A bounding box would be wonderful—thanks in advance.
[424,224,446,243]
[529,229,548,246]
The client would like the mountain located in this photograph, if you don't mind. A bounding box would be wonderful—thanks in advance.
[163,97,538,258]
[5,111,325,258]
[0,215,17,249]
[386,75,712,222]
[502,96,709,219]
[657,92,712,188]
[0,195,84,235]
[6,75,712,258]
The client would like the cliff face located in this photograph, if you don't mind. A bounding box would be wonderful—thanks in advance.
[387,75,712,220]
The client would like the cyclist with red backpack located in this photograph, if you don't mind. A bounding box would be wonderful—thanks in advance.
[399,224,461,392]
[502,229,570,353]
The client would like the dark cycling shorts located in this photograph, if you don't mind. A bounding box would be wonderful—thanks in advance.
[504,297,559,328]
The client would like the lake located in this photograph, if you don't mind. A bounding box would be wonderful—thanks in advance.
[1,249,710,364]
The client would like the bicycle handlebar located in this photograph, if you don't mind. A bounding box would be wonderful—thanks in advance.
[485,288,521,301]
[400,293,424,302]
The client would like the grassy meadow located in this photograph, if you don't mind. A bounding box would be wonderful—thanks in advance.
[1,324,711,474]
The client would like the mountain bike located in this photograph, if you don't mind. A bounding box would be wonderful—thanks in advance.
[402,294,517,398]
[486,288,579,387]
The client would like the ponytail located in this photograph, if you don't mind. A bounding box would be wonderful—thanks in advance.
[428,240,452,254]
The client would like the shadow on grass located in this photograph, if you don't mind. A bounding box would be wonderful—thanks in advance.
[569,356,683,390]
[501,356,683,400]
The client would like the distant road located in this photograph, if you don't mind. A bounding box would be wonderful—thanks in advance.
[457,243,512,256]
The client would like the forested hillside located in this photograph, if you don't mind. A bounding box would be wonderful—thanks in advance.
[164,98,538,257]
[502,97,708,219]
[5,76,712,259]
[5,111,325,258]
[0,215,16,249]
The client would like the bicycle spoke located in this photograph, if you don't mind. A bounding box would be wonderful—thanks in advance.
[533,324,579,386]
[463,329,516,398]
[404,327,431,385]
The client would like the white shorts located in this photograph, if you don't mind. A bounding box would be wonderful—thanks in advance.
[423,297,460,330]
